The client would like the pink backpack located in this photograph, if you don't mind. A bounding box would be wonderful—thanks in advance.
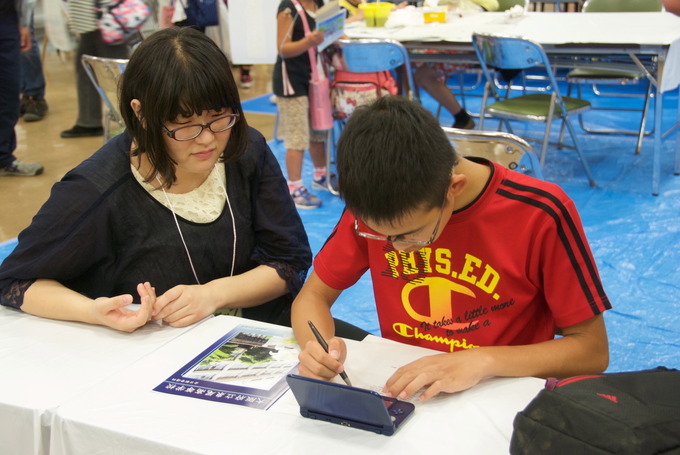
[96,0,151,44]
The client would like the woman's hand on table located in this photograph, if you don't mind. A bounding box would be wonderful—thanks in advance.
[92,282,156,332]
[152,284,218,327]
[298,336,348,382]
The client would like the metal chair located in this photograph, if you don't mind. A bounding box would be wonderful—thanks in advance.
[565,0,662,155]
[324,38,417,195]
[472,32,596,186]
[331,38,416,100]
[81,54,128,142]
[435,0,530,122]
[442,127,544,179]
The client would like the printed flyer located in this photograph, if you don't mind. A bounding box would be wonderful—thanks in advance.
[315,0,345,51]
[317,10,345,51]
[154,324,299,410]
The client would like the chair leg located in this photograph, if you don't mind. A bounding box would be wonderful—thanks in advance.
[564,114,597,187]
[634,80,653,155]
[540,99,557,166]
[539,122,551,167]
[502,119,515,135]
[274,110,283,142]
[557,121,566,146]
[478,82,490,130]
[325,120,342,196]
[563,82,577,145]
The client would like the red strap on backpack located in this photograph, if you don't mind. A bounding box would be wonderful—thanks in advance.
[332,70,398,96]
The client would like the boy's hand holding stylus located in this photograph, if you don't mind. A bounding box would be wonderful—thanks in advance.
[298,327,349,383]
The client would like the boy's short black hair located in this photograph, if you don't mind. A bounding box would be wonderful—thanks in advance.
[119,27,248,187]
[337,96,458,224]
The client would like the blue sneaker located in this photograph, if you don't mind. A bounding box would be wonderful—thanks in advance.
[312,173,338,193]
[291,186,322,209]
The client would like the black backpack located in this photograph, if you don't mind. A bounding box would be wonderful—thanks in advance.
[510,367,680,454]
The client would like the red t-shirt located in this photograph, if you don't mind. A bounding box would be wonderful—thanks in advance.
[314,162,611,352]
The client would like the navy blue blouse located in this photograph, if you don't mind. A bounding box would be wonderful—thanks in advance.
[0,128,312,324]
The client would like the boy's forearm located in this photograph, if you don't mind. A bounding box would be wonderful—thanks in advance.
[482,315,609,379]
[291,272,341,348]
[292,302,334,349]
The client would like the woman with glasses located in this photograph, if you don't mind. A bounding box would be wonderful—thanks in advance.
[0,27,312,332]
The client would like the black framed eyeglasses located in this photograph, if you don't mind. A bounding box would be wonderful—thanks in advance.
[353,204,446,247]
[162,113,239,141]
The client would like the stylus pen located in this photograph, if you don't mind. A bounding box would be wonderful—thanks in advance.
[307,320,353,387]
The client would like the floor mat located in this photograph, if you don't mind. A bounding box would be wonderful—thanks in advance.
[241,93,277,115]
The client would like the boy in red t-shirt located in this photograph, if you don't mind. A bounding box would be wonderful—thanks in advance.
[292,96,611,402]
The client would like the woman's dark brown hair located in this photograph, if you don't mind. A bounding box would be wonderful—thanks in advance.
[119,27,248,187]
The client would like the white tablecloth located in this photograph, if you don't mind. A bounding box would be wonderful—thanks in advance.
[0,306,198,455]
[50,316,544,454]
[346,11,680,92]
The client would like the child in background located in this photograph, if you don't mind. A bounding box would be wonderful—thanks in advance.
[414,0,499,129]
[273,0,331,209]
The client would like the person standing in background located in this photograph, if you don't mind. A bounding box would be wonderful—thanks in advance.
[20,0,48,123]
[60,0,130,138]
[0,0,44,177]
[273,0,332,209]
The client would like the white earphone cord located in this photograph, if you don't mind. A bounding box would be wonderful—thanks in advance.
[217,175,237,278]
[157,167,236,285]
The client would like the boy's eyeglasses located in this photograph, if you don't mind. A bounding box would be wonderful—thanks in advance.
[163,113,239,141]
[353,204,445,247]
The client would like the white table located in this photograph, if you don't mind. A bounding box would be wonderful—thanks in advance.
[0,306,197,455]
[50,315,544,454]
[346,11,680,195]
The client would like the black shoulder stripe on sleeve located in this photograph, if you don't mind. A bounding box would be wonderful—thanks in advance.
[498,179,611,314]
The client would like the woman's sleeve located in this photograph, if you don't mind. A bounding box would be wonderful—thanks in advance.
[0,172,112,309]
[248,134,312,296]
